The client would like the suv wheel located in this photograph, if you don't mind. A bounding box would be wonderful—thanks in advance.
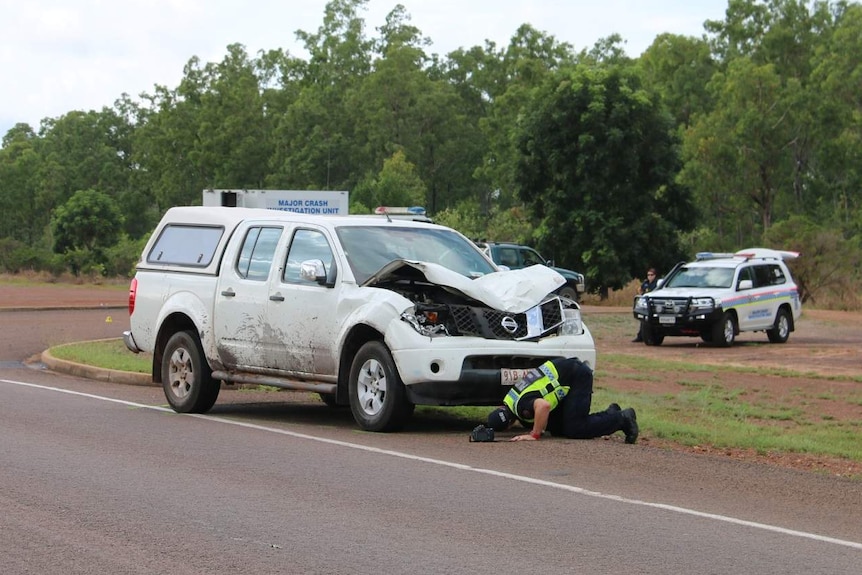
[642,322,664,346]
[711,313,736,347]
[162,330,220,413]
[349,341,415,432]
[557,286,579,302]
[767,308,792,344]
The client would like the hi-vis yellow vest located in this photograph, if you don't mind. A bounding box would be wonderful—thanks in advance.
[503,361,569,423]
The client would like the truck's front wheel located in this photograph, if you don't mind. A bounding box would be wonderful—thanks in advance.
[349,341,414,432]
[557,286,579,302]
[642,322,664,346]
[162,330,220,413]
[711,313,737,347]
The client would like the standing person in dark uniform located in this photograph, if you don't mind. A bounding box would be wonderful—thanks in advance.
[632,267,659,342]
[486,357,638,443]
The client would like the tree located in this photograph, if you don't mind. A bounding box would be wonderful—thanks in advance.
[472,25,578,212]
[515,64,694,296]
[809,2,862,234]
[51,189,124,275]
[348,5,478,213]
[0,127,41,243]
[350,150,425,210]
[763,215,861,306]
[638,33,717,129]
[680,58,804,242]
[267,0,373,190]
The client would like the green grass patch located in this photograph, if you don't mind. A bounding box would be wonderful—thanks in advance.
[600,352,862,383]
[50,339,151,374]
[609,387,862,462]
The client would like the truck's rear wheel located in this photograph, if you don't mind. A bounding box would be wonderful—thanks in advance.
[349,341,414,432]
[767,308,792,343]
[162,330,220,413]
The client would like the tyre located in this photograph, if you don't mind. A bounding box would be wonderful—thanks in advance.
[318,392,344,408]
[161,330,220,413]
[348,341,414,432]
[767,308,792,344]
[710,313,736,347]
[642,322,664,346]
[557,286,579,302]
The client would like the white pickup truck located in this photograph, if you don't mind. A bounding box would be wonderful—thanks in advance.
[123,206,596,432]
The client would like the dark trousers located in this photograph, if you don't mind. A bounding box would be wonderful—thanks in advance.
[547,358,624,439]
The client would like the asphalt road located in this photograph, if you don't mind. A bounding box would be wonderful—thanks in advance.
[1,308,861,574]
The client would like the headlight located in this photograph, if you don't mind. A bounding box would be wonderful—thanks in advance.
[633,296,648,313]
[690,297,715,312]
[559,307,584,335]
[401,305,450,336]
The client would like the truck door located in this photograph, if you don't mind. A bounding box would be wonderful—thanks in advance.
[748,264,782,330]
[267,227,341,377]
[216,224,284,369]
[519,247,547,267]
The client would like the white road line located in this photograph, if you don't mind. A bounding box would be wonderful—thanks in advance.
[4,377,862,551]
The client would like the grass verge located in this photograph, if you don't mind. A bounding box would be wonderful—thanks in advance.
[50,339,151,374]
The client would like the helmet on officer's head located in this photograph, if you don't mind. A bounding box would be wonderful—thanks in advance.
[487,406,514,431]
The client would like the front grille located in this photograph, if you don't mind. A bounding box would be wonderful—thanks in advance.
[649,298,691,314]
[448,297,564,340]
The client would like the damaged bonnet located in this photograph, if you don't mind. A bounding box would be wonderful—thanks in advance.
[362,259,565,313]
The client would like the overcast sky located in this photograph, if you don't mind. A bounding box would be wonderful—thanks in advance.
[0,0,729,137]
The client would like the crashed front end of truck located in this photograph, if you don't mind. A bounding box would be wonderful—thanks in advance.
[358,260,595,406]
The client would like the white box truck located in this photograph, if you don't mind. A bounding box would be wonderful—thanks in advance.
[202,188,349,215]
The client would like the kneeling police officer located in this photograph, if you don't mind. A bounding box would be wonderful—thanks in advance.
[486,357,638,443]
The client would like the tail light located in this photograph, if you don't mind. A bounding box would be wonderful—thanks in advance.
[128,277,137,315]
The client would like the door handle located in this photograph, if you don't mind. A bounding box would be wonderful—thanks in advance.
[269,293,285,302]
[221,288,236,297]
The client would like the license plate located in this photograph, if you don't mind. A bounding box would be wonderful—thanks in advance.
[659,315,676,325]
[501,368,531,385]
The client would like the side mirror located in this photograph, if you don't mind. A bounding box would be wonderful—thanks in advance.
[738,279,753,291]
[656,278,664,288]
[300,259,328,285]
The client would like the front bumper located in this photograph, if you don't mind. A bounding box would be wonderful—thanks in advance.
[633,299,724,335]
[388,320,596,405]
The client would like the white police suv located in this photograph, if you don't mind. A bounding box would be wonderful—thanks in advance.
[632,248,802,347]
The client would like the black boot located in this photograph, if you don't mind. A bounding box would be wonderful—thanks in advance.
[606,403,621,413]
[621,408,638,444]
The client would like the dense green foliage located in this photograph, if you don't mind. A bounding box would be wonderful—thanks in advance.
[1,0,860,306]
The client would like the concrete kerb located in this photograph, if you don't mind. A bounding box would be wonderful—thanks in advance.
[3,302,154,386]
[41,345,154,387]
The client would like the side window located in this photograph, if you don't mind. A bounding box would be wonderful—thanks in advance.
[283,228,334,284]
[148,224,224,266]
[236,226,282,281]
[498,248,519,268]
[769,264,787,285]
[752,265,776,288]
[521,248,546,267]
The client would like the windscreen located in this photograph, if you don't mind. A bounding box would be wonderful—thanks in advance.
[665,266,735,289]
[336,226,496,284]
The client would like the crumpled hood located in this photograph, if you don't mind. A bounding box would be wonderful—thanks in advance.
[362,260,566,313]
